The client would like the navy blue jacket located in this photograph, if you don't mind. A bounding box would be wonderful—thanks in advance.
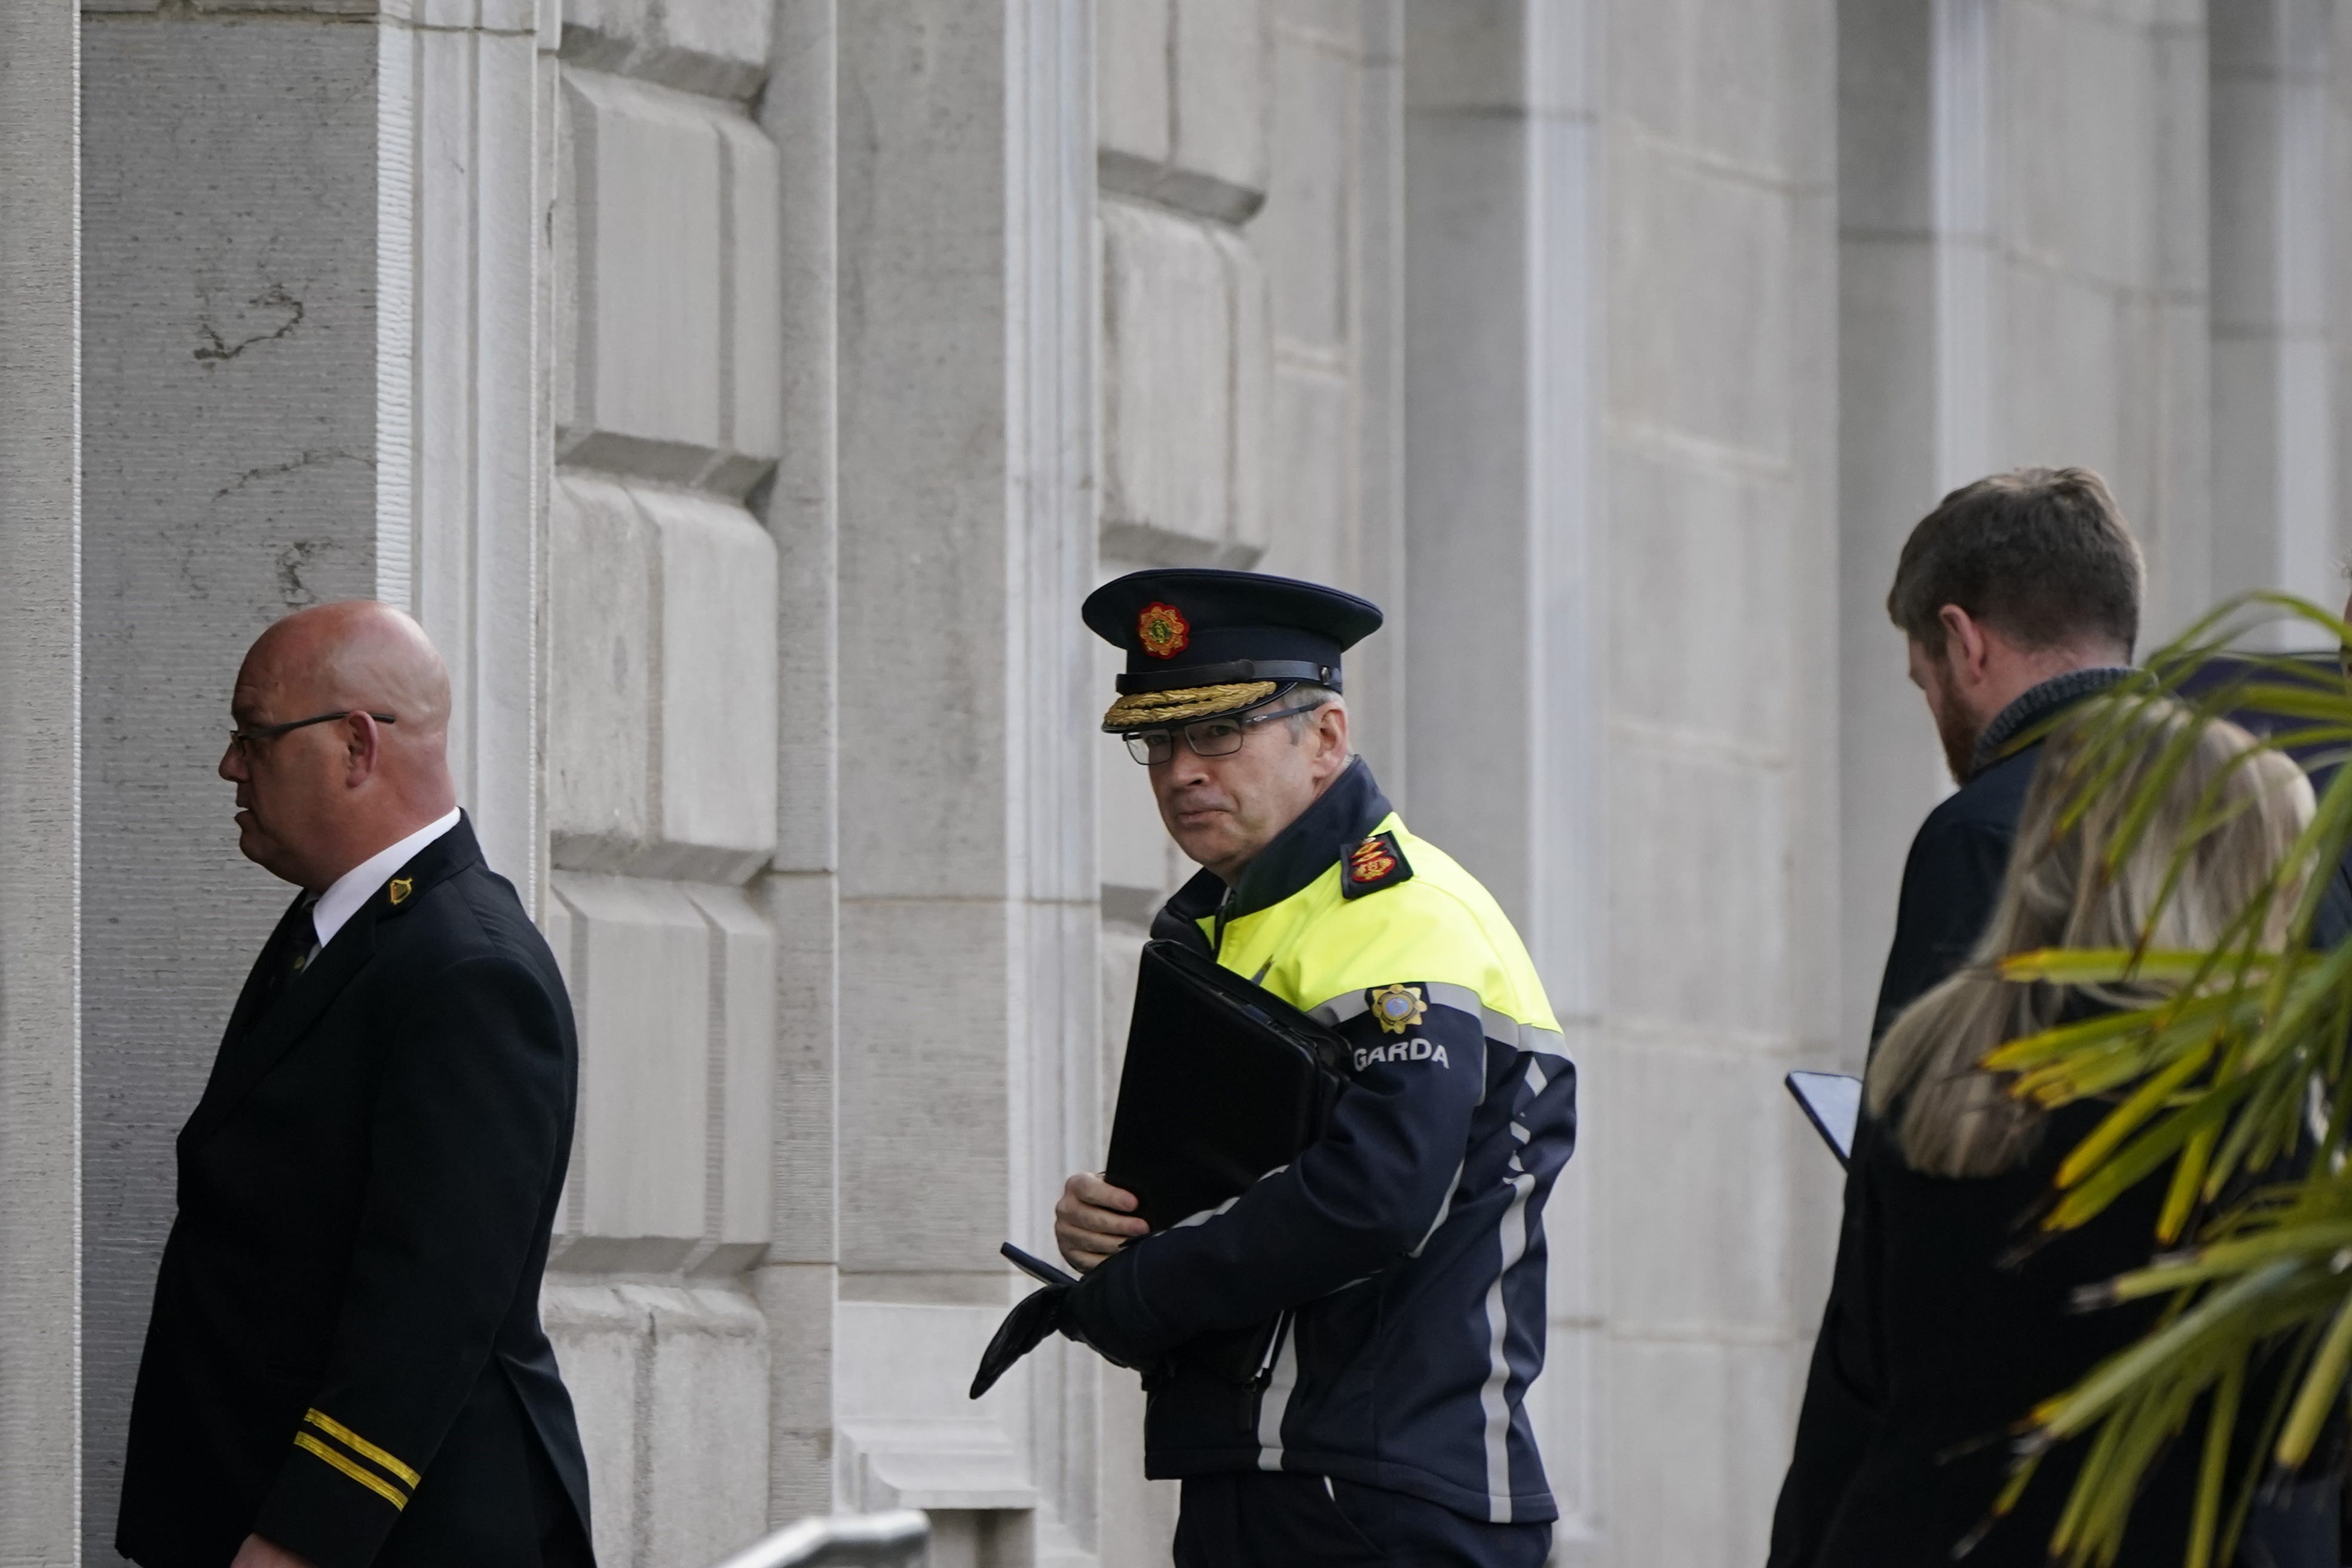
[1771,673,2119,1567]
[1771,670,2345,1566]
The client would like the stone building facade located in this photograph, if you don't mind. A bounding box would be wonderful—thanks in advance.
[5,2,2352,1565]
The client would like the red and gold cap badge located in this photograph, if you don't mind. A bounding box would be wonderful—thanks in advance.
[1137,601,1191,660]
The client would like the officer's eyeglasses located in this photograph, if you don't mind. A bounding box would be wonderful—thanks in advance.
[226,710,397,761]
[1122,702,1322,765]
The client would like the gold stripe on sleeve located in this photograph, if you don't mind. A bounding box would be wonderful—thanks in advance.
[293,1432,409,1511]
[303,1408,422,1487]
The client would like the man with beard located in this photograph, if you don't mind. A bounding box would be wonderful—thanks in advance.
[1864,468,2145,1043]
[1769,467,2142,1566]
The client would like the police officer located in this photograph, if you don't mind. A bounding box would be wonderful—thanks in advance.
[1054,568,1576,1568]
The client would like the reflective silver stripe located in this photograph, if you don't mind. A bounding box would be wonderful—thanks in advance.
[1410,1157,1468,1257]
[1306,985,1566,1059]
[1309,992,1371,1027]
[1419,981,1481,1019]
[1480,1153,1536,1523]
[1494,1013,1566,1055]
[1256,1315,1300,1471]
[1173,1163,1288,1229]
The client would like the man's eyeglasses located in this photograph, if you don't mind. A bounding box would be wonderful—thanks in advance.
[226,710,397,759]
[1122,702,1322,765]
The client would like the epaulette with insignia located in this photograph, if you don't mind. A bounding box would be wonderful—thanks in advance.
[1341,831,1411,899]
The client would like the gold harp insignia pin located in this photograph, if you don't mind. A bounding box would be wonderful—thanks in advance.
[388,877,414,906]
[1370,983,1426,1036]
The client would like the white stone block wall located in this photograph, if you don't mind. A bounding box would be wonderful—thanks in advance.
[542,4,786,1561]
[1407,3,1840,1561]
[22,1,2352,1563]
[0,1,81,1558]
[2210,0,2344,627]
[1835,0,2352,1051]
[1616,0,1846,1548]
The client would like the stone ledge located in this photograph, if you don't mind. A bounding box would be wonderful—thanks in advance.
[1096,0,1270,223]
[839,1420,1037,1512]
[1098,147,1268,226]
[558,0,768,103]
[834,1300,1036,1513]
[1097,517,1264,569]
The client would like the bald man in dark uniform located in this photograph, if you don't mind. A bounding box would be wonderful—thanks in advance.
[119,601,593,1568]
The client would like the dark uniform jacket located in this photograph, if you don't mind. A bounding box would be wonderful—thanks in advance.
[1803,1081,2298,1565]
[1771,670,2340,1566]
[120,816,592,1568]
[1067,759,1577,1528]
[1769,670,2128,1566]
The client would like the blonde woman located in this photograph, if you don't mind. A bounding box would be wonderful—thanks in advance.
[1799,700,2324,1567]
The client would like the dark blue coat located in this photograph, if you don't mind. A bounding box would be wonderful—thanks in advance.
[1770,672,2342,1566]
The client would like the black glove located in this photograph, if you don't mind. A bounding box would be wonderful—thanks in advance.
[969,1268,1155,1399]
[969,1284,1071,1399]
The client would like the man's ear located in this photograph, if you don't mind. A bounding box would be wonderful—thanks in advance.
[1937,605,1991,687]
[342,712,384,787]
[1314,702,1350,774]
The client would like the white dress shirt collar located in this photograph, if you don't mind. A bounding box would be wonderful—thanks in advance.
[312,807,462,951]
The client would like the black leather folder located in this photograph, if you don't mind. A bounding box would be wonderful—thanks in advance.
[1105,940,1349,1233]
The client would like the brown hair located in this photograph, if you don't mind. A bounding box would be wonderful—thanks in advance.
[1886,467,2144,657]
[1866,700,2313,1178]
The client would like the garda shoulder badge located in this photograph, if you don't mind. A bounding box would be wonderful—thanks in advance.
[1369,983,1426,1036]
[1341,830,1411,899]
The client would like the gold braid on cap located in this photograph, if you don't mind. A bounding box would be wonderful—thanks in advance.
[1101,681,1279,732]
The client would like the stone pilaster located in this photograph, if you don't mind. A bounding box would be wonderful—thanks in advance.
[829,4,1100,1561]
[755,0,843,1526]
[79,11,385,1549]
[2211,0,2342,621]
[0,0,81,1552]
[1402,0,1609,1544]
[540,0,789,1558]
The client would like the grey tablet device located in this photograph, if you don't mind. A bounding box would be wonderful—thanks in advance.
[1785,1070,1861,1166]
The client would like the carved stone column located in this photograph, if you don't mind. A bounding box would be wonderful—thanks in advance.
[0,0,81,1551]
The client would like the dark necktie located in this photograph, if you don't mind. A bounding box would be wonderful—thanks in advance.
[245,899,320,1031]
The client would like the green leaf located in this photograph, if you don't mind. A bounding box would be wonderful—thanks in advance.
[2275,1288,2352,1467]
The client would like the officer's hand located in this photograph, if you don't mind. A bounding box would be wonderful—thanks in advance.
[231,1536,317,1568]
[1055,1171,1148,1271]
